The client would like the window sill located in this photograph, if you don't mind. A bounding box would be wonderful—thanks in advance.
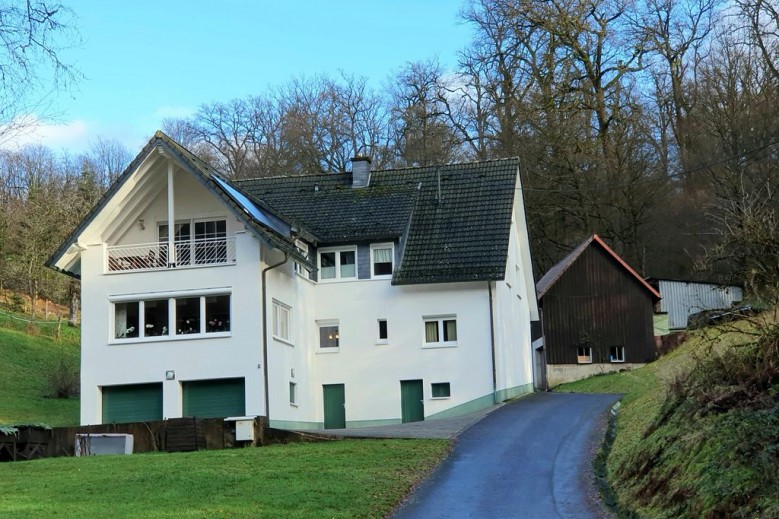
[422,342,458,349]
[375,339,389,345]
[273,336,294,347]
[430,396,450,400]
[610,360,625,364]
[370,275,393,280]
[317,277,358,283]
[110,332,231,345]
[577,360,593,364]
[316,347,341,354]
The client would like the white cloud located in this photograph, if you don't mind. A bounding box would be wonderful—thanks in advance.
[0,116,90,153]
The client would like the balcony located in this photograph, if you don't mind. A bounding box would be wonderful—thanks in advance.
[106,237,236,272]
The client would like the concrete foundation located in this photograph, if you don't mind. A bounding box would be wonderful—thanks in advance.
[547,362,646,387]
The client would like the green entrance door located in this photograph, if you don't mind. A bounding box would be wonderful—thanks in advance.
[323,384,346,429]
[102,383,163,424]
[400,380,424,423]
[182,378,245,418]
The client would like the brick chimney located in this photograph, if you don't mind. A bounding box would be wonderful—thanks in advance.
[351,156,371,188]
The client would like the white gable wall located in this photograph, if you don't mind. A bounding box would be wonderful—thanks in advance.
[492,216,535,402]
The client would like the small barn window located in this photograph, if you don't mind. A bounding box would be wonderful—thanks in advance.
[576,346,592,364]
[610,346,625,363]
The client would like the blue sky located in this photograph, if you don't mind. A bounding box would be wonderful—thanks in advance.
[14,0,472,155]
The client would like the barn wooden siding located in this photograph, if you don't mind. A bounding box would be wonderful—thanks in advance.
[541,245,656,365]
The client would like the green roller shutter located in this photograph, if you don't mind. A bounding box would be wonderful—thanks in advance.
[102,383,163,424]
[182,378,245,418]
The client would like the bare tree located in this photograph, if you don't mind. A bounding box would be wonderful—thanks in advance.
[0,1,80,143]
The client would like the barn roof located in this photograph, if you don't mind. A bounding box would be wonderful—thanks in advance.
[536,235,661,301]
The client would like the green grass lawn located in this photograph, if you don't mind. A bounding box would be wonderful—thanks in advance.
[0,319,80,426]
[0,438,450,518]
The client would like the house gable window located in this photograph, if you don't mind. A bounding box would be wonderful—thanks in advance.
[273,300,292,344]
[423,316,458,347]
[318,247,357,281]
[610,346,625,363]
[371,243,394,278]
[576,346,592,364]
[158,218,227,266]
[113,292,230,342]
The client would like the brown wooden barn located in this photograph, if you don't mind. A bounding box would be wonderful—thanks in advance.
[536,235,661,386]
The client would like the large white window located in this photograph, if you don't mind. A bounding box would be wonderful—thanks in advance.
[423,316,458,347]
[319,247,357,280]
[273,300,292,343]
[371,243,394,278]
[113,292,230,341]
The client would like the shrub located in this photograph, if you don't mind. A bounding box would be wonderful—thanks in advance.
[44,357,79,399]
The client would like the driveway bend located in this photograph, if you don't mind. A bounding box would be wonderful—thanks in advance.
[392,392,620,519]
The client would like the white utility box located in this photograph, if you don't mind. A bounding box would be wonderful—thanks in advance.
[224,416,257,442]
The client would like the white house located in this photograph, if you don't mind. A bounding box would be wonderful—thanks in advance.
[48,131,539,430]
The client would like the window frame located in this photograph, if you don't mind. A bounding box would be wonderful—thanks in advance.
[431,382,451,399]
[609,346,626,363]
[376,318,389,345]
[423,315,458,348]
[289,381,298,406]
[110,289,231,344]
[293,240,312,280]
[272,299,293,345]
[370,243,394,279]
[317,246,358,282]
[576,346,593,364]
[317,319,340,352]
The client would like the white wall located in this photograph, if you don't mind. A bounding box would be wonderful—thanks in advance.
[492,218,535,399]
[79,166,265,425]
[265,263,497,428]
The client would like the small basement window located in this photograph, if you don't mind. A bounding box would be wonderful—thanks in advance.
[576,346,592,364]
[610,346,625,363]
[431,382,451,398]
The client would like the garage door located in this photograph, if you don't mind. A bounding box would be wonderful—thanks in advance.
[102,383,163,424]
[182,378,245,418]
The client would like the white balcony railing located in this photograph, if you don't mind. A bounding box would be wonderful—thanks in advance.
[106,237,236,272]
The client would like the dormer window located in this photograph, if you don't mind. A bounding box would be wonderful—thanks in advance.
[371,243,394,278]
[319,247,357,281]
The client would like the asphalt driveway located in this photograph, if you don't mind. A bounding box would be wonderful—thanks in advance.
[392,392,621,519]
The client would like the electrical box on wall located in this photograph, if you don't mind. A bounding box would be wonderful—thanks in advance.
[225,416,256,442]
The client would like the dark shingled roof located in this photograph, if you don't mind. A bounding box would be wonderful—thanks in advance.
[237,158,520,285]
[536,235,661,301]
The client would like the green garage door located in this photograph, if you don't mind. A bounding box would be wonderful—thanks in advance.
[102,383,163,424]
[183,378,246,418]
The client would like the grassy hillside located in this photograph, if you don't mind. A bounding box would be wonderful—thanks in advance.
[560,312,779,518]
[0,311,80,426]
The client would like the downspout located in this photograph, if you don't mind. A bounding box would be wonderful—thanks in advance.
[261,251,288,426]
[488,281,498,404]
